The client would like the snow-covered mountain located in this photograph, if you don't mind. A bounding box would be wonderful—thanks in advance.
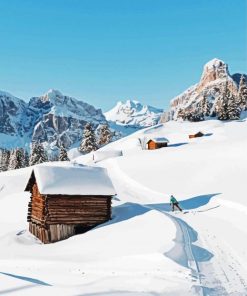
[0,89,107,150]
[104,100,163,135]
[160,58,246,122]
[0,91,34,149]
[29,89,107,149]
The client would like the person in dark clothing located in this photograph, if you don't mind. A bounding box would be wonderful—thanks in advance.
[170,195,183,212]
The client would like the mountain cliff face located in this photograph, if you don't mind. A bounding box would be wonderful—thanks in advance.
[0,89,107,150]
[160,58,244,122]
[29,90,107,149]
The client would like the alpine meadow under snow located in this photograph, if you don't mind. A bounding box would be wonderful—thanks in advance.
[1,118,247,295]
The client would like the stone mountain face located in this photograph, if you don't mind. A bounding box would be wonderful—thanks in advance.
[29,90,107,149]
[0,89,107,150]
[160,58,243,122]
[0,91,35,149]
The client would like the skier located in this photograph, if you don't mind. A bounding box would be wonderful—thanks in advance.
[170,195,183,212]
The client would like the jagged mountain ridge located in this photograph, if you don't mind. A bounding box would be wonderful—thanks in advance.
[0,90,162,151]
[160,58,246,122]
[105,100,163,128]
[0,89,107,151]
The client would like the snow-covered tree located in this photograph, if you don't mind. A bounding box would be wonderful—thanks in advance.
[23,150,30,168]
[97,124,112,147]
[227,85,241,120]
[177,108,185,120]
[0,149,10,171]
[201,93,211,117]
[29,142,48,166]
[217,81,240,120]
[59,145,69,161]
[79,123,98,153]
[8,148,25,170]
[217,82,229,120]
[8,149,17,170]
[238,74,247,110]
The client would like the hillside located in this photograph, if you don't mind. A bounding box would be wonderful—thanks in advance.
[1,119,247,295]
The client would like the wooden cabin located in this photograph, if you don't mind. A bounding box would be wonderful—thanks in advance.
[25,164,116,244]
[147,137,169,150]
[188,131,204,139]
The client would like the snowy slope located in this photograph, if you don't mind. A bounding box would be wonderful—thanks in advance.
[1,119,247,295]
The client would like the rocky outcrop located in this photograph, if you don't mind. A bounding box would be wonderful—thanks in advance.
[162,58,242,122]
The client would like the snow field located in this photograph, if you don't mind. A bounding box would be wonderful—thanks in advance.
[1,119,247,295]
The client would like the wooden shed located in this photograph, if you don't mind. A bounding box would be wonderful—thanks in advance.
[147,137,169,150]
[188,131,204,139]
[25,164,116,244]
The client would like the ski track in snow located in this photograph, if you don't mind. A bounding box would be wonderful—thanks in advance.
[105,158,247,296]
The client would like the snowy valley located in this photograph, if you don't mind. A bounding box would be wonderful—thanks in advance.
[1,118,247,295]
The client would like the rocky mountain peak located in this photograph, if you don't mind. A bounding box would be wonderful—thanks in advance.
[104,100,163,128]
[160,58,246,123]
[197,58,230,92]
[41,89,63,103]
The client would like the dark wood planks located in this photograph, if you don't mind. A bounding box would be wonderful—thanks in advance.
[27,181,112,243]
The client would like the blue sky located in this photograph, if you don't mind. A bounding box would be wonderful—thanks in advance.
[0,0,246,111]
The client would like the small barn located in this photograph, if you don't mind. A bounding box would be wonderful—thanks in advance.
[25,164,116,244]
[188,131,204,139]
[147,137,169,150]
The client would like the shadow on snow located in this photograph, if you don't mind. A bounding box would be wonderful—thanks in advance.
[0,272,52,286]
[97,193,220,229]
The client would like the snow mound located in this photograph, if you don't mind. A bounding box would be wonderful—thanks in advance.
[93,150,123,163]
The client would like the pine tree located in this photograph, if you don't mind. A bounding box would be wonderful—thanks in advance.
[227,83,241,120]
[0,149,6,171]
[16,148,25,169]
[59,146,69,161]
[177,108,185,120]
[29,142,48,166]
[97,124,112,147]
[0,149,10,171]
[201,93,211,117]
[238,74,247,110]
[8,149,17,170]
[24,150,30,168]
[8,148,25,170]
[79,123,98,153]
[217,82,229,120]
[217,81,240,120]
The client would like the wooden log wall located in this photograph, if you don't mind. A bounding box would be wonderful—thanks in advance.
[45,196,111,226]
[27,181,112,243]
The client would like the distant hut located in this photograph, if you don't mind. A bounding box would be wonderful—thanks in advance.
[188,131,204,139]
[147,137,169,150]
[25,164,116,243]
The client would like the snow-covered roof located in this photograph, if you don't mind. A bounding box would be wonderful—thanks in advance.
[148,137,169,143]
[26,163,116,196]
